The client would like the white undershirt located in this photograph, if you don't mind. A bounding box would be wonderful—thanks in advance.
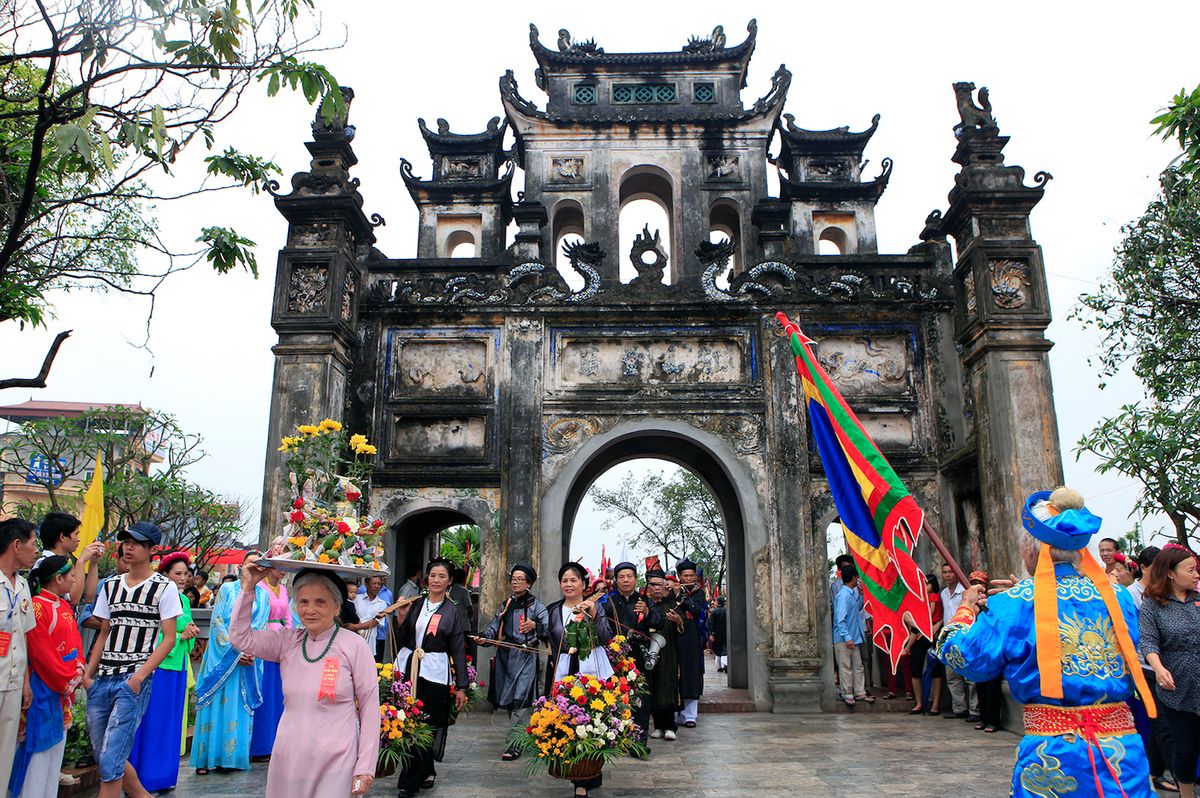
[396,599,450,685]
[554,602,614,682]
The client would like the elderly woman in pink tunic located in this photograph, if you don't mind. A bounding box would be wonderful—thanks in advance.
[231,565,379,797]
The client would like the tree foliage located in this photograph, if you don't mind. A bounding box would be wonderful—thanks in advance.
[0,0,342,387]
[588,467,726,591]
[1074,85,1200,546]
[0,404,244,567]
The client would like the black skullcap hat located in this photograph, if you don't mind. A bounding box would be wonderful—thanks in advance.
[676,559,698,574]
[645,568,667,580]
[612,561,637,577]
[510,563,537,586]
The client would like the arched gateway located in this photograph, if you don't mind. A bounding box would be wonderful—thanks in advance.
[258,23,1065,712]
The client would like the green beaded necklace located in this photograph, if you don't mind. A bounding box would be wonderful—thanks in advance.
[302,623,340,663]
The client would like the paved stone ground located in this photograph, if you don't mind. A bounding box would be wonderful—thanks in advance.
[139,710,1021,798]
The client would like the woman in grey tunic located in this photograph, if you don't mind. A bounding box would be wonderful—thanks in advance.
[475,563,548,760]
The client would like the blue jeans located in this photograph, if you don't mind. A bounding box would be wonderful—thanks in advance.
[87,673,154,783]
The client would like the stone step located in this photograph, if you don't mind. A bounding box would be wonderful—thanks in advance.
[700,686,756,713]
[829,695,932,713]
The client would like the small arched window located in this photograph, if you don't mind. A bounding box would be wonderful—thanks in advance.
[552,201,587,290]
[818,227,847,256]
[618,166,674,285]
[447,230,477,258]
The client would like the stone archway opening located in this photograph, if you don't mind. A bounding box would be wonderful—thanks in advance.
[554,433,751,692]
[388,507,478,589]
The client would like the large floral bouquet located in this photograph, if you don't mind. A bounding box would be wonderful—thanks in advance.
[376,662,435,773]
[511,673,645,778]
[276,418,388,571]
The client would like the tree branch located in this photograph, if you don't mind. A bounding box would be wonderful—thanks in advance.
[0,328,70,390]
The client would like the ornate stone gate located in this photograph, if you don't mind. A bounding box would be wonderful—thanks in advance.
[259,22,1064,712]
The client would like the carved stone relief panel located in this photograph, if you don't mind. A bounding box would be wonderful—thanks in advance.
[542,415,616,455]
[978,216,1028,239]
[553,331,751,388]
[964,273,978,318]
[550,157,586,183]
[286,264,329,313]
[692,414,764,455]
[391,339,490,398]
[812,335,911,397]
[391,415,488,460]
[442,157,482,178]
[990,259,1031,309]
[341,273,355,322]
[289,222,337,248]
[806,157,851,181]
[706,154,740,181]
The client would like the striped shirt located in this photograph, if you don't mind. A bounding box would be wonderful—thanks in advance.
[93,572,182,676]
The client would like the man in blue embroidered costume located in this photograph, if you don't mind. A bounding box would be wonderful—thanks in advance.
[935,487,1155,798]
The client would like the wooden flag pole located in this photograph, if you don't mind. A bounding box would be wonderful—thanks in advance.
[920,518,971,590]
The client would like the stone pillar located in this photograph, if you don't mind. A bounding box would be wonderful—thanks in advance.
[941,83,1062,578]
[500,317,544,575]
[762,315,823,712]
[259,90,376,546]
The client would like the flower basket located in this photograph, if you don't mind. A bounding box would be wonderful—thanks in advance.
[510,673,647,778]
[376,663,435,775]
[549,758,604,781]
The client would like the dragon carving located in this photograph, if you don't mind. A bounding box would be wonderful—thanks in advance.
[507,240,603,303]
[698,238,799,302]
[628,225,668,287]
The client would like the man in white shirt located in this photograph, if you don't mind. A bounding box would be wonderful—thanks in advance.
[939,563,978,721]
[0,519,40,793]
[354,576,389,662]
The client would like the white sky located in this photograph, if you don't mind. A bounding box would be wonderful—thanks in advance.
[2,1,1197,565]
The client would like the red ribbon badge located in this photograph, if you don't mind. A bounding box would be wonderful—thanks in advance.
[426,613,441,637]
[318,657,339,702]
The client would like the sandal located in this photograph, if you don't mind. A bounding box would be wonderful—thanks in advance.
[983,725,998,734]
[501,749,521,761]
[195,768,209,776]
[1152,776,1180,793]
[974,722,986,730]
[884,692,897,699]
[909,706,924,715]
[421,776,436,790]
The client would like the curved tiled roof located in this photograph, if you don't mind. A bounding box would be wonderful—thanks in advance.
[529,20,757,79]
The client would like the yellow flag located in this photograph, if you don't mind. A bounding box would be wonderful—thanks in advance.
[76,450,104,557]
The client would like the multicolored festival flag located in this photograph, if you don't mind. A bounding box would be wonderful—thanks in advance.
[776,313,933,670]
[75,450,104,560]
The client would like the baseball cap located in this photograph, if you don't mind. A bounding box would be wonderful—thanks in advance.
[117,521,163,546]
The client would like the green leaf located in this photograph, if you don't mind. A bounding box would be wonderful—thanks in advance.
[197,226,259,277]
[151,104,166,156]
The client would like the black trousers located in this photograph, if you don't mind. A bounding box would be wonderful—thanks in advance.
[1143,676,1177,779]
[398,678,450,793]
[651,709,677,733]
[1162,704,1200,786]
[634,697,651,745]
[375,638,386,663]
[977,678,1005,727]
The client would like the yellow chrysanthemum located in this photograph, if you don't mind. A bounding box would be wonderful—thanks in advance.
[589,698,605,711]
[569,686,585,700]
[348,433,368,449]
[297,424,319,436]
[319,418,342,433]
[356,443,378,456]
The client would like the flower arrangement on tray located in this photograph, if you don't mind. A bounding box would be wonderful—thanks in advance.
[272,418,388,575]
[511,672,646,780]
[376,662,435,775]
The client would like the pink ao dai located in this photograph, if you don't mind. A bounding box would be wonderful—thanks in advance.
[230,587,380,798]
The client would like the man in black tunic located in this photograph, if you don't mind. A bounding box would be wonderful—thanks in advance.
[645,569,682,741]
[673,559,708,727]
[604,562,661,757]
